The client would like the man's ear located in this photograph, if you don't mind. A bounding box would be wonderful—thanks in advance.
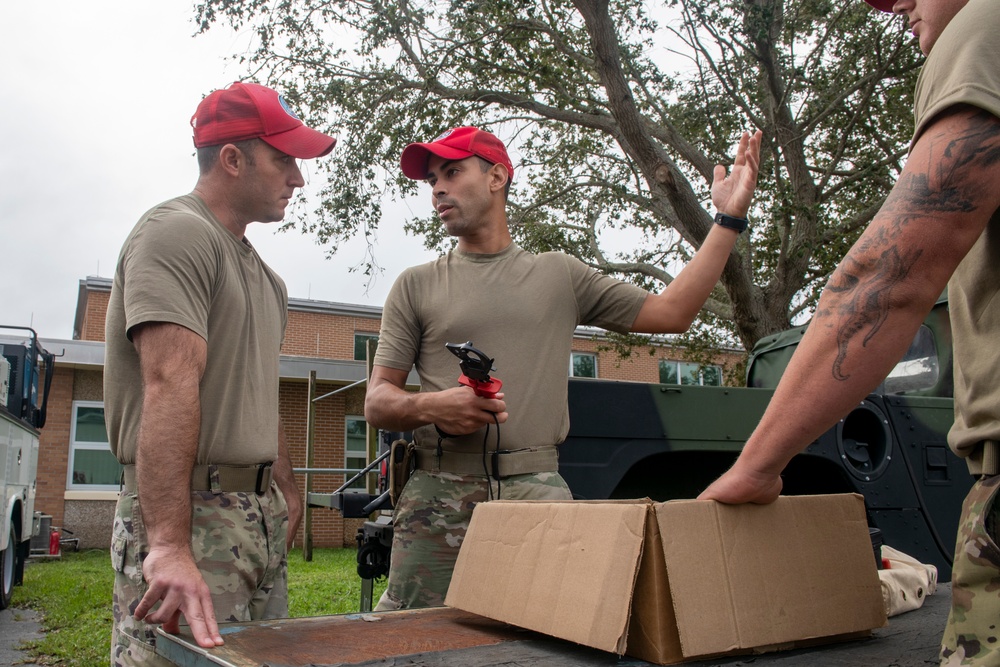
[489,163,510,193]
[218,144,243,176]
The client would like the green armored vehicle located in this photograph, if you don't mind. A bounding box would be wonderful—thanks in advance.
[559,295,968,580]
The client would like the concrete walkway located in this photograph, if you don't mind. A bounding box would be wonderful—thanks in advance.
[0,607,43,666]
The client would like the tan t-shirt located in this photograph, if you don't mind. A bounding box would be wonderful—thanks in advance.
[911,0,1000,467]
[373,243,648,452]
[104,194,288,465]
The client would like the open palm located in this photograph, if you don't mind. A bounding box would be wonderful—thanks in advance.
[711,130,763,219]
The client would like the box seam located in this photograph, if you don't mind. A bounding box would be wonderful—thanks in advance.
[714,503,742,649]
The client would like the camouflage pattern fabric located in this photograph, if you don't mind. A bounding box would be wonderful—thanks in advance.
[941,474,1000,666]
[374,469,572,611]
[110,484,289,666]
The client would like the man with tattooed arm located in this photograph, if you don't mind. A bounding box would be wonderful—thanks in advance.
[699,0,1000,664]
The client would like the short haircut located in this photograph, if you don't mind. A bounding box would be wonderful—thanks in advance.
[196,138,259,174]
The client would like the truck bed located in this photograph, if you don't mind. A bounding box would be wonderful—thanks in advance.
[156,583,952,667]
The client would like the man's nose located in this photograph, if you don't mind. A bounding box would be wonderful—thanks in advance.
[290,161,305,188]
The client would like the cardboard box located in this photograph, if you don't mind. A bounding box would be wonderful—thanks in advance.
[445,494,886,665]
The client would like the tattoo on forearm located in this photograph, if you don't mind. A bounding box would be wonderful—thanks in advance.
[820,109,1000,381]
[826,247,923,380]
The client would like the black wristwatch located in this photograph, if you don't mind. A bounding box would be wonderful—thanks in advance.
[714,212,749,234]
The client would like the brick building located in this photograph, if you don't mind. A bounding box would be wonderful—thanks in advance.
[34,276,743,550]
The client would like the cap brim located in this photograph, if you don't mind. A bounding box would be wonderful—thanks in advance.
[261,125,337,159]
[400,143,475,179]
[863,0,895,12]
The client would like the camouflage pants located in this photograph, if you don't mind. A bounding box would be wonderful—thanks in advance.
[374,469,572,611]
[110,484,289,666]
[941,474,1000,666]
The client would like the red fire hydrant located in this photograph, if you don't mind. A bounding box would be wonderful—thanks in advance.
[49,527,60,556]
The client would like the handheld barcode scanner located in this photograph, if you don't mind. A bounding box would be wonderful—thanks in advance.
[444,341,505,499]
[445,341,503,399]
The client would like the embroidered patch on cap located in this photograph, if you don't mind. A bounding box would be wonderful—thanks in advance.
[278,95,301,120]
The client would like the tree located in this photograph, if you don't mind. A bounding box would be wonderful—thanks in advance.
[195,0,921,350]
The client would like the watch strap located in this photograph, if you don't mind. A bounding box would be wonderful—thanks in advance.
[714,212,748,234]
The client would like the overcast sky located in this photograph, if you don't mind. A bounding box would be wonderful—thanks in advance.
[1,0,436,341]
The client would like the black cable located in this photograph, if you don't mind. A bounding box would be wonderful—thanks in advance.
[481,423,493,500]
[480,412,502,500]
[493,413,501,499]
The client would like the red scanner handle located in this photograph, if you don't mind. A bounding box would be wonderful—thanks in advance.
[459,374,503,399]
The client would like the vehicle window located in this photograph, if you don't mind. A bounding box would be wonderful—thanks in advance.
[884,325,939,394]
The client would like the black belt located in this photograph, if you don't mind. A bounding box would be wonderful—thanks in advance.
[121,463,273,495]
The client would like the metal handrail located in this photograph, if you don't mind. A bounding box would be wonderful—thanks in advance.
[312,377,366,403]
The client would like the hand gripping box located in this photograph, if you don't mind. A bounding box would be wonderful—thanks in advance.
[445,494,887,665]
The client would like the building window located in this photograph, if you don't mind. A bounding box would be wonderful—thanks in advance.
[68,401,123,490]
[570,352,597,378]
[345,416,368,490]
[354,333,379,361]
[659,360,723,386]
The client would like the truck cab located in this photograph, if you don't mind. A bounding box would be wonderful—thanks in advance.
[0,326,53,608]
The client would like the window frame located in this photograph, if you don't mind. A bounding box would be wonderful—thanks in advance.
[344,415,369,491]
[658,360,724,386]
[353,333,380,362]
[569,352,598,378]
[67,400,123,491]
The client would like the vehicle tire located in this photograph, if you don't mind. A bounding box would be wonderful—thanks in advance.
[0,523,17,610]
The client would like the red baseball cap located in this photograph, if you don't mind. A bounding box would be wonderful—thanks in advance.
[863,0,895,12]
[191,82,336,159]
[400,127,514,181]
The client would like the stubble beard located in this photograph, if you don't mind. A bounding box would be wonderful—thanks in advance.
[442,210,481,238]
[443,218,470,237]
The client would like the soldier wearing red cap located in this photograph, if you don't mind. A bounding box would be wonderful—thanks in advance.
[366,125,761,610]
[699,1,1000,664]
[104,82,335,666]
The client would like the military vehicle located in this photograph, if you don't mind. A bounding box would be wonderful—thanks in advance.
[560,295,966,580]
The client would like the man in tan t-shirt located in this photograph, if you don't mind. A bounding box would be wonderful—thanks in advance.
[104,82,335,666]
[365,126,762,610]
[699,1,1000,663]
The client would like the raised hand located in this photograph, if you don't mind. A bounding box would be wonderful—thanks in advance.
[711,130,763,219]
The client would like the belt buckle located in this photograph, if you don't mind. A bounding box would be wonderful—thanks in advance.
[255,464,272,495]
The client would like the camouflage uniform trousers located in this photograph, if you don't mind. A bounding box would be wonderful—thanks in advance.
[941,474,1000,666]
[374,468,572,611]
[110,483,289,667]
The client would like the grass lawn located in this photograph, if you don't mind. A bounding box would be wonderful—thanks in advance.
[12,547,387,666]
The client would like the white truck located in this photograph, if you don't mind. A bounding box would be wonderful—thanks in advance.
[0,326,52,609]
